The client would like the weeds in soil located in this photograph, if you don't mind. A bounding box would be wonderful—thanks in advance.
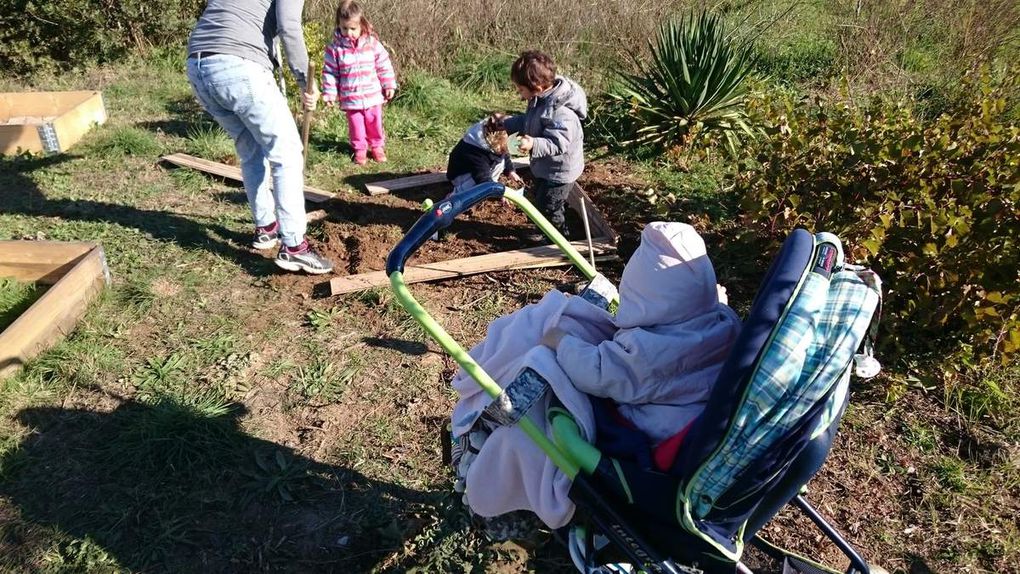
[242,449,310,502]
[305,306,341,333]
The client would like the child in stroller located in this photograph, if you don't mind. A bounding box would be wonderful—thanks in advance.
[451,222,741,530]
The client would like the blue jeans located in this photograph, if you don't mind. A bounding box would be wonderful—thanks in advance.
[186,54,306,247]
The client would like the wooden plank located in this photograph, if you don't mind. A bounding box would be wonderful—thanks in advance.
[364,157,532,196]
[0,241,96,284]
[161,153,335,203]
[567,183,618,245]
[329,239,616,295]
[0,245,109,380]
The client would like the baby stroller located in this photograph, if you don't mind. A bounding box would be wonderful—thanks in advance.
[386,182,883,574]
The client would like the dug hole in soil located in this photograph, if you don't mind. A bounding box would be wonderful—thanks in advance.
[268,174,598,292]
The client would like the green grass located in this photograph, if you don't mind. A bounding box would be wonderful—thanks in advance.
[184,123,234,162]
[0,278,42,332]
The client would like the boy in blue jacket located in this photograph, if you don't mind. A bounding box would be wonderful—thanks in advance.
[504,51,588,237]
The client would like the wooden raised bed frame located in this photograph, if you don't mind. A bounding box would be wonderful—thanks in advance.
[0,91,107,155]
[0,241,110,379]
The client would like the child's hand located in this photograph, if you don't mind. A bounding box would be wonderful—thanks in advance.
[518,135,534,154]
[383,88,396,101]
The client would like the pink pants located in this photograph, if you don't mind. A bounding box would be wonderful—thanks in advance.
[346,105,385,151]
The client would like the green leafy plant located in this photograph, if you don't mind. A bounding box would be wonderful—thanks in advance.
[737,68,1020,367]
[304,306,340,333]
[611,11,758,153]
[0,0,204,76]
[242,449,308,502]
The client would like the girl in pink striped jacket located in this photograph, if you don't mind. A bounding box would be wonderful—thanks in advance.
[321,0,397,165]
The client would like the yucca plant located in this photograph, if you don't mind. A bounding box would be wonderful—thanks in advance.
[613,11,757,154]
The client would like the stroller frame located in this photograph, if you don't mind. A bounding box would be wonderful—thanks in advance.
[385,182,874,574]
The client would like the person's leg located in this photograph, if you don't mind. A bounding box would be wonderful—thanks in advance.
[228,60,308,249]
[535,179,572,235]
[365,104,386,162]
[450,173,478,194]
[346,109,368,163]
[186,56,276,248]
[190,55,331,273]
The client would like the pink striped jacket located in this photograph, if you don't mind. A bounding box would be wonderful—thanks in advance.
[321,31,397,111]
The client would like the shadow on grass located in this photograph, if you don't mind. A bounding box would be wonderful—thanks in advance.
[0,398,512,573]
[0,154,277,277]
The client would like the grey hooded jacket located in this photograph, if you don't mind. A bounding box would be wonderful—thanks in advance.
[504,75,587,183]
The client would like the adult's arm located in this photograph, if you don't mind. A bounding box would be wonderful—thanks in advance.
[276,1,310,90]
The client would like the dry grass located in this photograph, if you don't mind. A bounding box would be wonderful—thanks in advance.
[830,0,1020,99]
[305,0,699,89]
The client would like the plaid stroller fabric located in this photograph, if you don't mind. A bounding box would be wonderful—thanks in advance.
[689,266,881,518]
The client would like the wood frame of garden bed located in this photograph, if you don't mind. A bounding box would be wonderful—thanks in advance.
[0,241,110,379]
[1,91,107,155]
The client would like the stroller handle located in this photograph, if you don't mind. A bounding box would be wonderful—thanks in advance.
[385,181,506,275]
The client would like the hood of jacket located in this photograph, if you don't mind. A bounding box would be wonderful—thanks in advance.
[615,222,721,329]
[462,119,495,152]
[536,76,588,121]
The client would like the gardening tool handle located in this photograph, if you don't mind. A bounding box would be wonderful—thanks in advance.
[301,62,315,165]
[386,181,506,274]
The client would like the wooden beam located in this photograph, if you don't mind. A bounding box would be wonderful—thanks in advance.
[161,153,334,203]
[329,239,616,295]
[0,241,96,284]
[364,157,532,196]
[0,243,110,379]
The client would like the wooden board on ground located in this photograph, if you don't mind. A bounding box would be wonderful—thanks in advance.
[161,153,334,203]
[363,157,532,196]
[566,184,618,245]
[329,239,616,295]
[0,91,106,155]
[0,241,110,379]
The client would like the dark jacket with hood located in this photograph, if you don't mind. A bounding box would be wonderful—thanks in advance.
[447,119,516,185]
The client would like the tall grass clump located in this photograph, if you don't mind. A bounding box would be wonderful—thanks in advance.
[609,12,758,154]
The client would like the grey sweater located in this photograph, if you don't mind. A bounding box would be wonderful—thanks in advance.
[188,0,310,89]
[504,76,588,183]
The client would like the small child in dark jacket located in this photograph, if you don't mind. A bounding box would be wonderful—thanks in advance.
[447,113,524,193]
[504,51,587,236]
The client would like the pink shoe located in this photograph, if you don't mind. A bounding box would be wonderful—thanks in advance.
[371,147,387,163]
[354,150,368,165]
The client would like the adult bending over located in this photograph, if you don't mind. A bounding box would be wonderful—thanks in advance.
[186,0,334,274]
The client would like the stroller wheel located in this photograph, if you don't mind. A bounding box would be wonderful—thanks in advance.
[567,525,633,574]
